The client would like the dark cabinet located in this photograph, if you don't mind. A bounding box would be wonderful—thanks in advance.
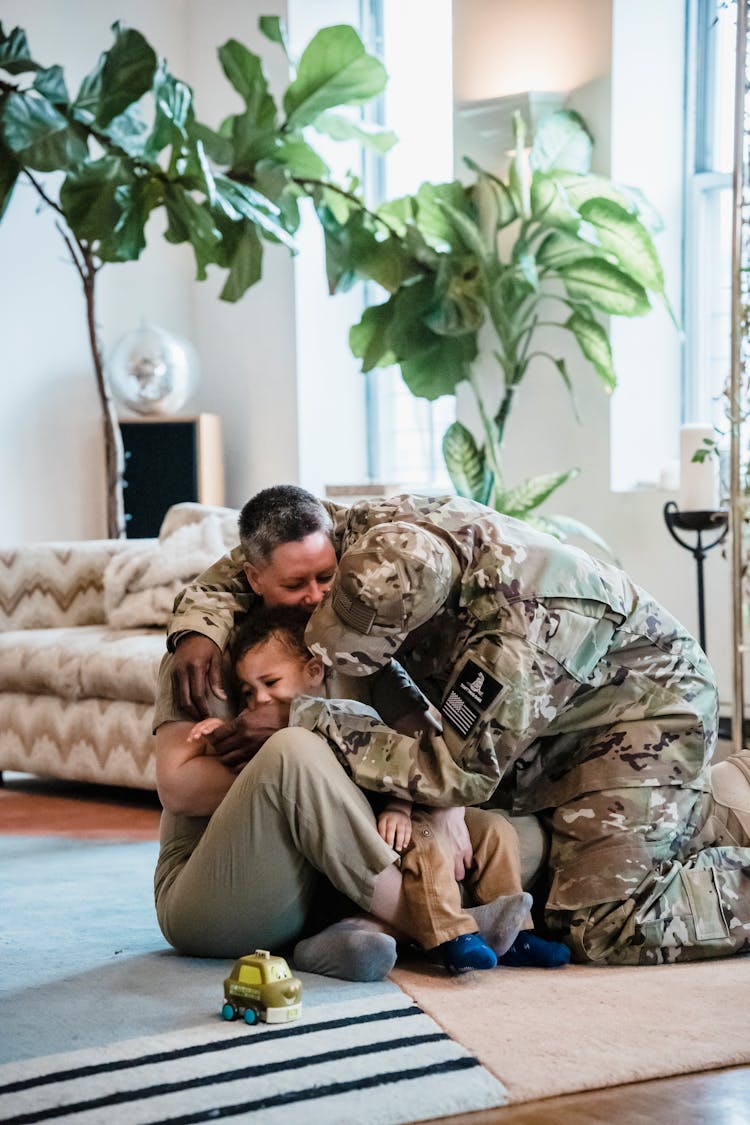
[119,414,225,538]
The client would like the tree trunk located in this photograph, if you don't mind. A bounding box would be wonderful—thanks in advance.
[83,270,126,540]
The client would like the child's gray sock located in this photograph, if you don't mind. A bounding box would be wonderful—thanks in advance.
[293,919,398,982]
[466,892,534,957]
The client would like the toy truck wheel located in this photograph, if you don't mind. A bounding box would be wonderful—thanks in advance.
[221,1003,236,1021]
[243,1005,260,1025]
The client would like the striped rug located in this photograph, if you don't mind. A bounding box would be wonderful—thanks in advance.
[0,991,508,1125]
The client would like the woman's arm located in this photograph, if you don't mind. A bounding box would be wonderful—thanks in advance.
[155,720,238,817]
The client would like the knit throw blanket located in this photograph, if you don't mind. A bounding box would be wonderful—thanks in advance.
[103,516,229,629]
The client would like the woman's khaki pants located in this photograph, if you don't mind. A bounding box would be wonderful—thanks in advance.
[155,728,398,958]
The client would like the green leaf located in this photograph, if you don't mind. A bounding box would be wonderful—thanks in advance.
[220,222,263,301]
[284,25,387,129]
[144,71,193,158]
[95,24,158,127]
[544,355,580,420]
[61,159,158,261]
[471,170,516,243]
[530,110,592,174]
[559,258,650,316]
[565,309,617,390]
[314,111,397,154]
[502,469,578,518]
[191,120,233,165]
[425,265,485,335]
[33,66,69,106]
[0,25,40,75]
[414,181,471,249]
[272,136,328,178]
[536,229,603,269]
[259,15,290,57]
[163,181,222,278]
[60,156,126,244]
[104,106,149,156]
[440,201,490,266]
[0,136,19,219]
[213,174,294,247]
[516,247,539,290]
[349,301,397,372]
[579,197,664,293]
[508,112,531,216]
[400,333,477,400]
[530,171,584,229]
[442,421,492,503]
[218,40,276,128]
[109,176,161,260]
[319,207,408,294]
[2,91,87,171]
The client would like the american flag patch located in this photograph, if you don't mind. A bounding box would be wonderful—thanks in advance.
[442,690,479,737]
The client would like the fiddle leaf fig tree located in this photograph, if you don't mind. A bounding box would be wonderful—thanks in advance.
[344,109,671,551]
[0,18,394,537]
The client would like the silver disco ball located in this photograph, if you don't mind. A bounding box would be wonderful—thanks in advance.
[107,323,199,416]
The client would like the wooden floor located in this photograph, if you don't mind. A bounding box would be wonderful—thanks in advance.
[3,772,750,1125]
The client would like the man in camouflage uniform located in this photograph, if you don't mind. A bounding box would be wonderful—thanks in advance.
[165,490,750,965]
[300,495,750,965]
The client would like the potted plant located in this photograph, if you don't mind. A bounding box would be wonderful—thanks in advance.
[0,18,393,537]
[330,109,671,550]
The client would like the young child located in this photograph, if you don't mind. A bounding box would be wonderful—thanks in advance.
[189,605,570,975]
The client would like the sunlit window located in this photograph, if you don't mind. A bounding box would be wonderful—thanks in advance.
[684,0,735,433]
[360,0,455,490]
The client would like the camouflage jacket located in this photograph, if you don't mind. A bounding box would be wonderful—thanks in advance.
[168,493,718,813]
[288,694,500,807]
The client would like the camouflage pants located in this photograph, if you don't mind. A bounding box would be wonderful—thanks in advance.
[544,769,750,965]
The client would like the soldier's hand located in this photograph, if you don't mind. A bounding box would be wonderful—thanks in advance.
[172,633,226,720]
[428,806,472,880]
[391,704,443,744]
[204,702,289,768]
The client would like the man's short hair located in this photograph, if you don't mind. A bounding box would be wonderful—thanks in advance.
[238,485,334,566]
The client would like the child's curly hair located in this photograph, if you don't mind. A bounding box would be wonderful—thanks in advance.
[230,605,312,672]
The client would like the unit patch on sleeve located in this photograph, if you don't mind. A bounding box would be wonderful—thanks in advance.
[441,658,504,738]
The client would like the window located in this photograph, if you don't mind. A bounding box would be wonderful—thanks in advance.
[684,0,735,432]
[360,0,455,490]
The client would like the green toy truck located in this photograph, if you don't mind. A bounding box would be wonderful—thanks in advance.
[221,949,303,1025]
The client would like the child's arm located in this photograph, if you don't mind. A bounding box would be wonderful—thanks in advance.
[377,797,413,851]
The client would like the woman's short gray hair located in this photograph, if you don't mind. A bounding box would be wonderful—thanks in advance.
[238,485,334,566]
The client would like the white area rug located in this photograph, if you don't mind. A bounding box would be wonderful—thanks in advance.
[1,836,508,1123]
[0,991,508,1125]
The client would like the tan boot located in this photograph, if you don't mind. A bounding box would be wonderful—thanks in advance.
[709,749,750,846]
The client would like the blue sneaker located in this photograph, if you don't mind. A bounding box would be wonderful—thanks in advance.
[497,931,571,968]
[439,932,498,973]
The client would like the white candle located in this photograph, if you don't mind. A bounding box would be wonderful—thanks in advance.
[679,423,718,511]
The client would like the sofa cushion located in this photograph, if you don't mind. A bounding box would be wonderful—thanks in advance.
[0,626,164,704]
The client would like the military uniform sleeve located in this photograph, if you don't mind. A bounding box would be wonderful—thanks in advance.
[433,599,619,811]
[166,546,255,652]
[289,695,500,807]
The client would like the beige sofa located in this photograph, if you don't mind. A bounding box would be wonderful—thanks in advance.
[0,503,239,790]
